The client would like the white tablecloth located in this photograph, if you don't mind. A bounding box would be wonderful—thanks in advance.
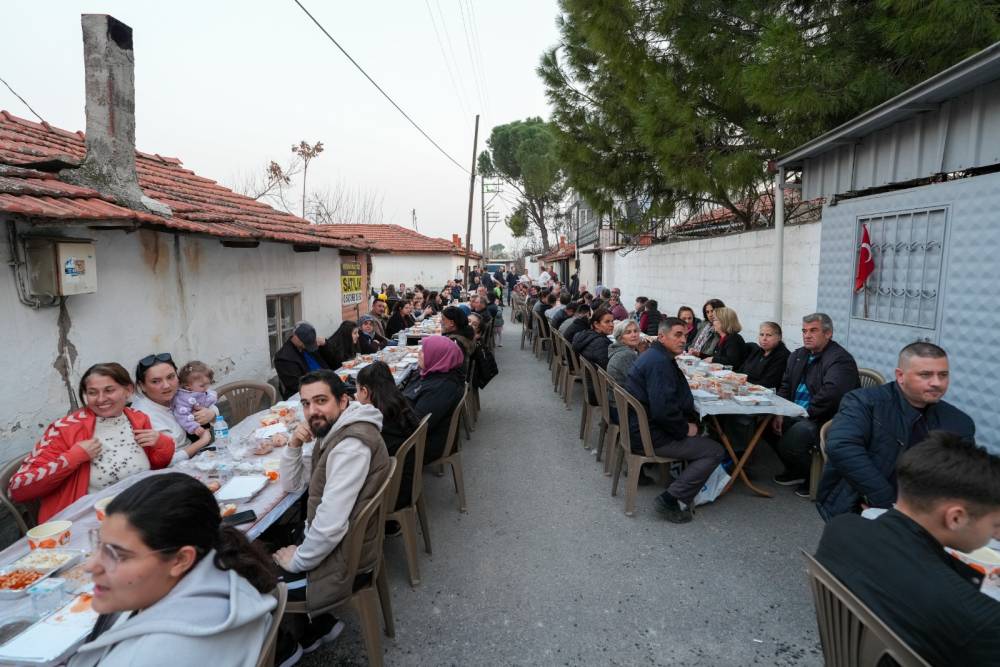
[692,393,808,420]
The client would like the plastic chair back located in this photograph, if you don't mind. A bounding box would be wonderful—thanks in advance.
[0,456,38,536]
[578,355,601,407]
[217,381,277,424]
[595,366,613,424]
[426,386,468,465]
[819,420,832,462]
[388,416,430,511]
[611,384,657,457]
[858,368,886,389]
[255,582,288,667]
[802,551,931,667]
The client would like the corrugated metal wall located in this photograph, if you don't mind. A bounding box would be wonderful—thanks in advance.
[802,79,1000,200]
[816,171,1000,453]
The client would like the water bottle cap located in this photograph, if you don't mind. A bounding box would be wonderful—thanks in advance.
[215,415,223,421]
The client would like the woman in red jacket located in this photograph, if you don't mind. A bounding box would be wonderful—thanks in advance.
[8,363,174,523]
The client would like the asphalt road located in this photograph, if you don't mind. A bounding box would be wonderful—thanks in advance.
[304,332,825,666]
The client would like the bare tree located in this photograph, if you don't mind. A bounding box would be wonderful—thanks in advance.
[292,140,324,219]
[310,181,386,225]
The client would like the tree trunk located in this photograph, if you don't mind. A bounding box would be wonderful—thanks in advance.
[532,200,551,251]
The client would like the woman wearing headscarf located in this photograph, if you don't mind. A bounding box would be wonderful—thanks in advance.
[403,336,465,462]
[440,305,475,375]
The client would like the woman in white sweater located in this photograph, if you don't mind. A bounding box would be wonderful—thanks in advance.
[69,473,277,667]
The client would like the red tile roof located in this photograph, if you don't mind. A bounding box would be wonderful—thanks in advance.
[325,224,482,259]
[0,111,373,251]
[539,240,575,262]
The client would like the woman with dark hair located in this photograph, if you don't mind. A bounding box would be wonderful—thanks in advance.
[358,315,389,353]
[403,336,465,462]
[131,353,218,464]
[321,321,359,369]
[386,300,416,338]
[688,298,725,358]
[357,362,420,509]
[8,363,175,523]
[677,306,701,347]
[639,299,662,336]
[69,473,277,667]
[427,291,442,313]
[739,321,790,389]
[441,305,476,371]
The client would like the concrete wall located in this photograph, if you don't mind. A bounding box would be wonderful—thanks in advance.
[602,222,822,349]
[1,221,344,462]
[577,250,599,293]
[370,253,460,293]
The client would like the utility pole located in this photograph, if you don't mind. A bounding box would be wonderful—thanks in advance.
[411,208,418,231]
[463,114,480,291]
[480,177,486,260]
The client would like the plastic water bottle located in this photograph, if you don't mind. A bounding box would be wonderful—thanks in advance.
[213,415,230,450]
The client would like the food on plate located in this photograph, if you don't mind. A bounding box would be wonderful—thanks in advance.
[11,549,75,570]
[59,561,92,593]
[205,480,222,493]
[341,360,357,369]
[253,441,274,456]
[220,503,237,517]
[270,432,289,447]
[259,416,280,427]
[360,354,373,362]
[746,384,766,393]
[0,569,45,590]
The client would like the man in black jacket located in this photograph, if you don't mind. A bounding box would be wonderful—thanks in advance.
[816,342,975,520]
[273,321,330,399]
[772,313,859,497]
[624,317,726,523]
[815,433,1000,665]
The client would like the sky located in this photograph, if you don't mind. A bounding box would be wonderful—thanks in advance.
[1,1,562,252]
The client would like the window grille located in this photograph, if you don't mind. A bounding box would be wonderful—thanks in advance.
[266,293,302,360]
[851,207,946,329]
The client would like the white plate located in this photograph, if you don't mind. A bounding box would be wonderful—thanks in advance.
[215,475,269,503]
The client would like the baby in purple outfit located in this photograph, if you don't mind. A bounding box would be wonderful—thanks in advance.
[171,360,218,449]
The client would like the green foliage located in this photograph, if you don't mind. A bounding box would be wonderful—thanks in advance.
[480,118,567,250]
[489,243,507,256]
[540,0,1000,232]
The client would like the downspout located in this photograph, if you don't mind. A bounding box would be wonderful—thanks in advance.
[773,167,785,324]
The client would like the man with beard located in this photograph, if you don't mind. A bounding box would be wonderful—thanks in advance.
[273,370,391,660]
[816,342,975,520]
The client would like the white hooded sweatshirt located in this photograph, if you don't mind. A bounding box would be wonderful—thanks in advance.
[68,551,275,667]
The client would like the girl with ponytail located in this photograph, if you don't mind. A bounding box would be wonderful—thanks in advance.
[69,473,278,667]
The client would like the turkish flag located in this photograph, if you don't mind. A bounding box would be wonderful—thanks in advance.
[855,224,875,292]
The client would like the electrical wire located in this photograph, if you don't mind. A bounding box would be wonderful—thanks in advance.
[464,0,491,112]
[0,75,45,123]
[434,0,476,115]
[456,0,488,113]
[291,0,469,174]
[424,0,472,121]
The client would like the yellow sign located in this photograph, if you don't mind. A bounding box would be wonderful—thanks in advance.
[341,261,363,305]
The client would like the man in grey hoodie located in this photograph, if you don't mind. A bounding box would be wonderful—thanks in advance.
[273,370,391,659]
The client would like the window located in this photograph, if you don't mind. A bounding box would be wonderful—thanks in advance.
[851,207,946,329]
[267,293,302,360]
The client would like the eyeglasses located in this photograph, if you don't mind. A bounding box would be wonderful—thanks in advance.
[88,528,179,573]
[138,352,173,369]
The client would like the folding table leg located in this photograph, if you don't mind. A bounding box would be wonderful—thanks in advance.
[712,415,773,498]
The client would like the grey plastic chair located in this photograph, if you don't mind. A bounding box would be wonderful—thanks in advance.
[802,551,931,667]
[385,415,431,586]
[255,582,288,667]
[0,456,38,537]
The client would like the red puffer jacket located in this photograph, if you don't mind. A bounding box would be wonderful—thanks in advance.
[8,407,175,522]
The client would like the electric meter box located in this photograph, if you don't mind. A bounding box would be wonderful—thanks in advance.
[25,240,98,296]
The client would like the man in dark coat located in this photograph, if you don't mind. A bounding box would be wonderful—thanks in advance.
[772,313,859,497]
[505,267,519,305]
[624,317,726,523]
[273,321,330,399]
[816,342,975,521]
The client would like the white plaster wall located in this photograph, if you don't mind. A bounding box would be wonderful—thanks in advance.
[577,251,599,293]
[603,222,822,349]
[1,223,344,462]
[370,253,459,292]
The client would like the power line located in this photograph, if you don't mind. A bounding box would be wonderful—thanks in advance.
[464,0,491,112]
[424,0,472,121]
[291,0,469,174]
[434,0,476,114]
[0,75,45,123]
[456,0,488,113]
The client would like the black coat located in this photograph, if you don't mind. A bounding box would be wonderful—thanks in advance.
[778,340,860,424]
[386,312,415,338]
[381,414,420,510]
[572,329,612,369]
[624,342,697,450]
[738,342,790,389]
[359,330,388,354]
[640,309,662,336]
[404,369,464,462]
[712,333,747,369]
[560,317,589,346]
[273,338,329,399]
[817,382,975,520]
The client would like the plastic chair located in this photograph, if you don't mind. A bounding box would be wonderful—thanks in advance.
[520,304,535,350]
[610,384,681,516]
[0,456,38,537]
[385,416,431,587]
[594,367,618,474]
[255,582,288,667]
[808,420,833,500]
[424,387,469,513]
[217,381,277,425]
[802,551,931,667]
[550,331,566,391]
[858,368,886,389]
[577,356,602,450]
[532,311,552,362]
[563,342,584,412]
[285,458,397,667]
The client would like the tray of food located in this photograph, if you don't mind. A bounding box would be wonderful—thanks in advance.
[214,475,269,503]
[0,591,99,664]
[0,549,85,600]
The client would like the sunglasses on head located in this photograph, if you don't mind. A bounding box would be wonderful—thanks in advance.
[138,352,173,369]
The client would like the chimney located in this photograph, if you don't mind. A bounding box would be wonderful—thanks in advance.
[452,234,461,247]
[65,15,170,216]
